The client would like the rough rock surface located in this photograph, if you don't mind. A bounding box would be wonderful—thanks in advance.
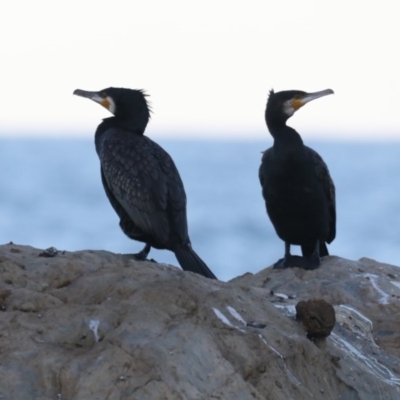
[0,244,400,400]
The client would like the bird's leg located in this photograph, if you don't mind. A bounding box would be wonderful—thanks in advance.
[132,243,152,261]
[273,242,312,269]
[282,242,292,267]
[302,241,321,270]
[273,242,293,269]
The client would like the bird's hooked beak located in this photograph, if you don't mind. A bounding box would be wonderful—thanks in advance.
[73,89,116,114]
[292,89,334,111]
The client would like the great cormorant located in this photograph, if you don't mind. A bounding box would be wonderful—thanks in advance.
[259,89,336,270]
[73,87,217,279]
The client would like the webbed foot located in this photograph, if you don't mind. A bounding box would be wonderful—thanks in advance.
[273,255,320,270]
[124,243,153,262]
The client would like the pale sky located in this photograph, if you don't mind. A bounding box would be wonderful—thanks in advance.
[1,0,399,140]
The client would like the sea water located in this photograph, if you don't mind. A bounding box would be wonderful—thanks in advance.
[1,137,400,281]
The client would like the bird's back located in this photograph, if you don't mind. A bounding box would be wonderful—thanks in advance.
[259,144,335,246]
[96,127,189,250]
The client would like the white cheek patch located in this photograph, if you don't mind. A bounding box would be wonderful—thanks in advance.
[106,96,116,114]
[90,95,116,114]
[283,100,295,117]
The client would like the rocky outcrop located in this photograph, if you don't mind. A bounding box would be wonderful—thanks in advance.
[0,243,399,399]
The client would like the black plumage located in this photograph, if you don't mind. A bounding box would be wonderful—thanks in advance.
[73,87,216,279]
[259,89,336,270]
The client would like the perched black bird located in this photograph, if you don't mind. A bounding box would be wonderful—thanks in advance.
[73,87,217,279]
[259,89,336,270]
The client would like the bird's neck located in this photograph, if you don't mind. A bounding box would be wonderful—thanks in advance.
[98,116,147,135]
[269,123,304,151]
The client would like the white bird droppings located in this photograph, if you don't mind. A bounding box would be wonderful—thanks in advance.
[226,306,246,325]
[364,273,390,304]
[89,319,100,342]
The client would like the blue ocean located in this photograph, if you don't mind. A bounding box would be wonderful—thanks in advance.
[1,137,400,281]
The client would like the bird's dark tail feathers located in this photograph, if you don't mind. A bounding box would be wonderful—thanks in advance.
[319,242,329,257]
[174,245,217,280]
[301,241,329,258]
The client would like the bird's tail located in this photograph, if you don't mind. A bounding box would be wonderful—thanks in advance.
[301,241,329,258]
[174,245,217,280]
[319,242,329,257]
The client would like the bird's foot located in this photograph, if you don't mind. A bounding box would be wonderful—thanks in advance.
[124,243,155,262]
[273,255,319,270]
[303,253,321,270]
[273,257,286,269]
[123,251,157,263]
[132,249,150,261]
[273,255,302,269]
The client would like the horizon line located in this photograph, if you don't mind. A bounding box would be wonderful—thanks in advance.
[1,130,400,143]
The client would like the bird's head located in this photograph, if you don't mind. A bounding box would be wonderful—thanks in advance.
[266,88,334,126]
[73,87,151,130]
